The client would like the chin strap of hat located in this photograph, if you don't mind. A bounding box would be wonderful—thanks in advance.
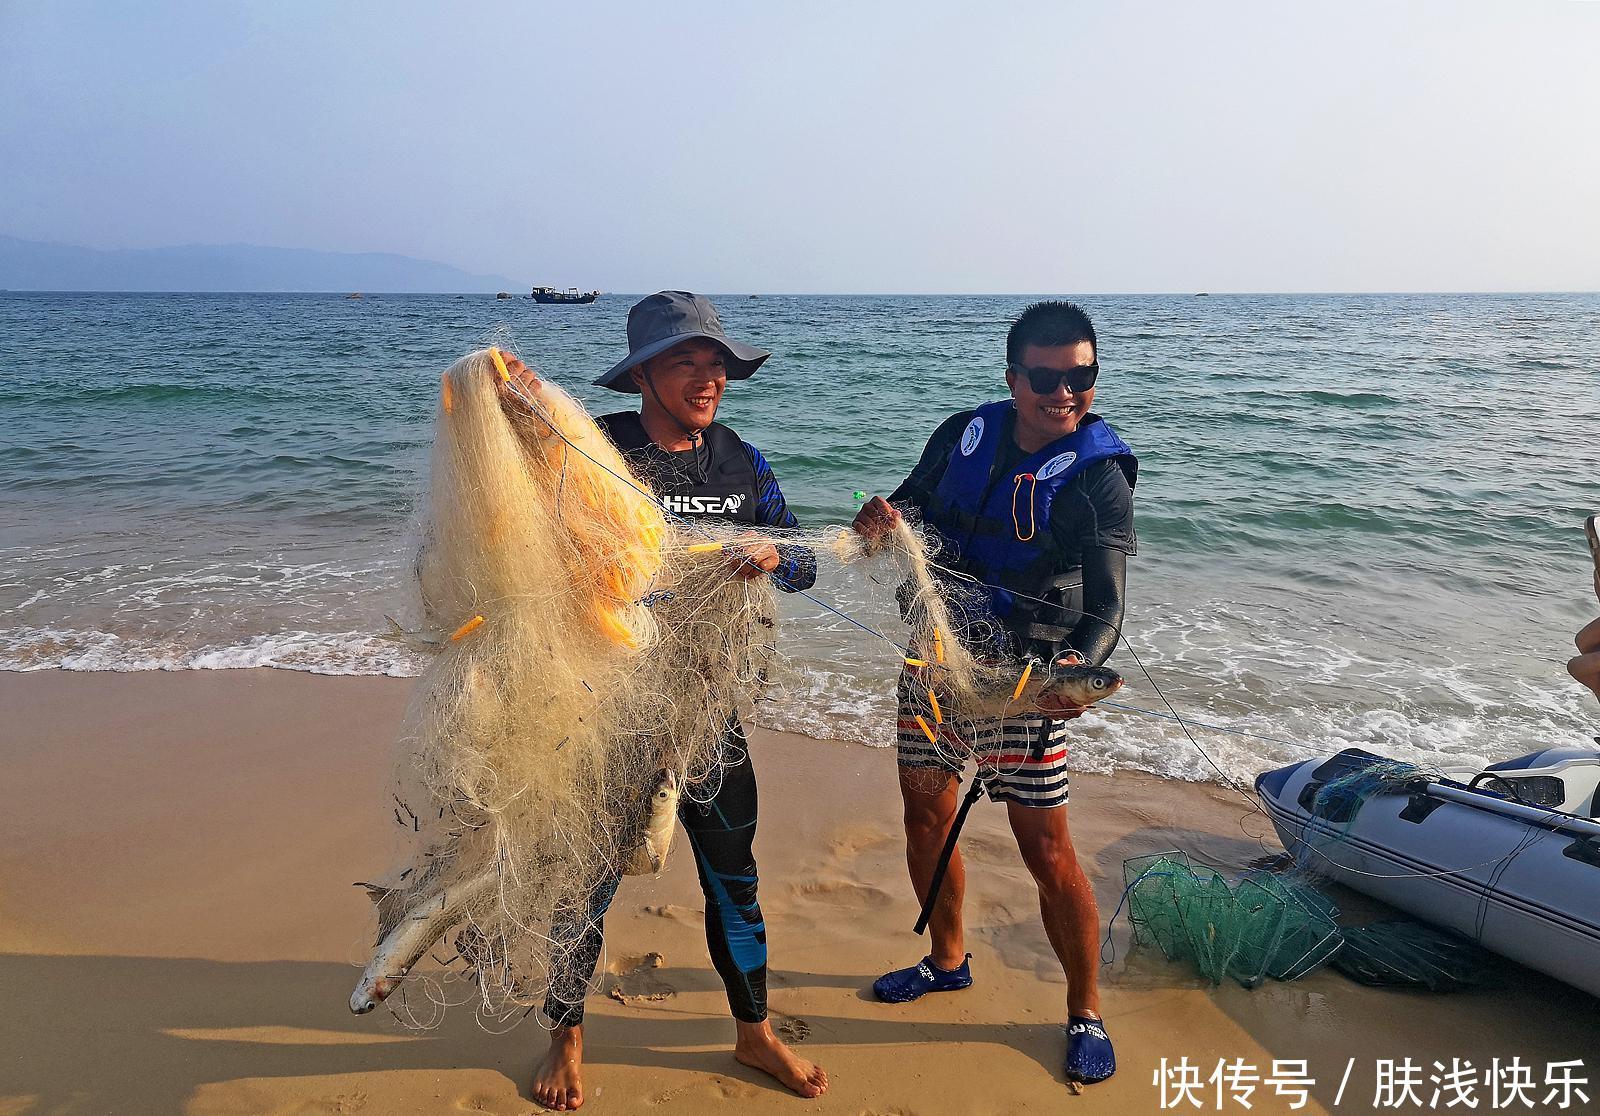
[642,368,710,484]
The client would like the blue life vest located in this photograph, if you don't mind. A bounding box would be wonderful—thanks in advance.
[922,400,1136,655]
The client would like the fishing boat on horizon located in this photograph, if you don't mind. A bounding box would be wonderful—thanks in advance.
[530,285,601,304]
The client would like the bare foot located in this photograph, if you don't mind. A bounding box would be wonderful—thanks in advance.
[532,1025,584,1111]
[734,1019,829,1099]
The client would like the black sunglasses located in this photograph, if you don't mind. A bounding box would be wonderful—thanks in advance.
[1008,361,1099,395]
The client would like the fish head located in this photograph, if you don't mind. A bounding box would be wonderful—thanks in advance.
[1030,663,1123,714]
[350,970,400,1015]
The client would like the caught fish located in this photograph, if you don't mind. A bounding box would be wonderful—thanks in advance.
[1026,660,1123,714]
[622,770,680,876]
[349,868,497,1014]
[377,615,444,653]
[959,659,1123,719]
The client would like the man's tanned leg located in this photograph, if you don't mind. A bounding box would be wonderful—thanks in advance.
[1006,801,1101,1017]
[899,767,968,970]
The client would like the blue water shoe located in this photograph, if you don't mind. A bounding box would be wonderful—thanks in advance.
[872,954,973,1003]
[1064,1014,1116,1084]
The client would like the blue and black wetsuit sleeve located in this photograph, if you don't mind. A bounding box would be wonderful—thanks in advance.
[745,442,816,593]
[1045,459,1136,667]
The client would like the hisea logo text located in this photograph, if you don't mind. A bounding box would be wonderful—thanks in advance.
[662,494,747,515]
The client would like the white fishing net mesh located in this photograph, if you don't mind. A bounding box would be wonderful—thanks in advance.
[356,347,1111,1027]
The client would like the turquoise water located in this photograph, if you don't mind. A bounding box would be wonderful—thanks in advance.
[2,291,1597,781]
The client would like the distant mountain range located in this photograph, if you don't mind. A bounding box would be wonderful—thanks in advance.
[0,235,525,293]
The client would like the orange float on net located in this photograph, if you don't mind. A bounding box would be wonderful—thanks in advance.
[913,714,939,746]
[927,688,942,725]
[1011,660,1034,702]
[440,372,454,414]
[450,615,486,641]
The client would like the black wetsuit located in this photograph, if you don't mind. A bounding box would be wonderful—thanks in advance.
[541,412,814,1028]
[888,408,1135,667]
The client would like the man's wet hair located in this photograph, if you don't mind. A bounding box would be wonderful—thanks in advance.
[1006,301,1097,364]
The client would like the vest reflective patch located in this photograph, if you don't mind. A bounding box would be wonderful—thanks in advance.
[959,416,985,456]
[1037,450,1078,480]
[662,493,747,515]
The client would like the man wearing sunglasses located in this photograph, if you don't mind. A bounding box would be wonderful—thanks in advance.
[851,300,1136,1087]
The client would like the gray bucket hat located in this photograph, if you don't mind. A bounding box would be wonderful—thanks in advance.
[595,290,769,392]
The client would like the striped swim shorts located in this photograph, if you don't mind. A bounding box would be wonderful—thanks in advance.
[895,672,1072,809]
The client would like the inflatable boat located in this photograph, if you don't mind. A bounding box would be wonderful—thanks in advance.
[1256,746,1600,999]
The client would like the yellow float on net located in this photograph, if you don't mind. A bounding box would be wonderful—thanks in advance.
[440,372,454,414]
[927,688,942,725]
[933,627,945,664]
[450,615,486,641]
[489,347,511,382]
[903,657,929,669]
[1011,660,1034,702]
[914,714,939,746]
[592,605,640,650]
[685,541,725,554]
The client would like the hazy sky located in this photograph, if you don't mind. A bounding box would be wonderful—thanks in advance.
[3,1,1597,292]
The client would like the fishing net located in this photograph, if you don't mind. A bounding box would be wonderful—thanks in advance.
[353,348,1127,1028]
[1121,759,1497,994]
[1284,757,1434,887]
[1308,759,1427,828]
[1331,919,1494,992]
[1122,852,1342,987]
[872,516,1124,782]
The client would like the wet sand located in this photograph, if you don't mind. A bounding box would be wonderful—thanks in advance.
[1,668,1594,1114]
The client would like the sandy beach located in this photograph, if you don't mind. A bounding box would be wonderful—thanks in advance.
[2,667,1595,1115]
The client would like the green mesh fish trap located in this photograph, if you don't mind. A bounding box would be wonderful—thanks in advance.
[1227,875,1291,989]
[1122,852,1343,987]
[1123,852,1201,965]
[1251,872,1343,981]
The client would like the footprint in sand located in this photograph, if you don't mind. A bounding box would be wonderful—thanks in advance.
[605,951,675,1005]
[957,832,1014,863]
[772,1012,811,1043]
[791,878,893,907]
[981,900,1018,925]
[649,1074,760,1107]
[827,822,897,858]
[640,902,701,921]
[976,920,1067,984]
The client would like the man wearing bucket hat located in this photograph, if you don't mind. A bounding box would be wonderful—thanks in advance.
[501,292,826,1110]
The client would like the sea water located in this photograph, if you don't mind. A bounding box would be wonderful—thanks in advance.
[2,291,1597,783]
